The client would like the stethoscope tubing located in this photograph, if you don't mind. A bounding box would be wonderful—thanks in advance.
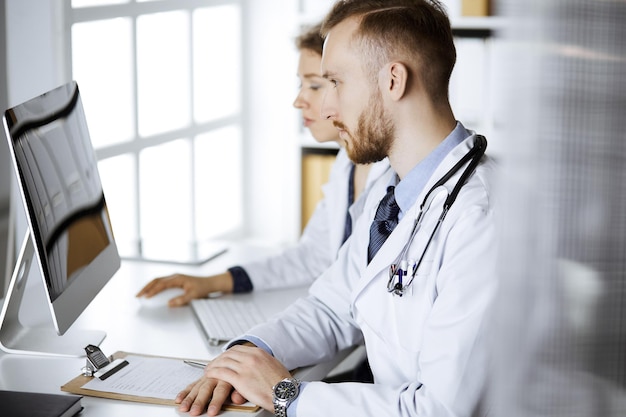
[386,135,487,296]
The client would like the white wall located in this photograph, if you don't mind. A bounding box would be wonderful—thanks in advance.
[5,0,65,106]
[0,2,10,212]
[0,1,11,295]
[4,0,67,288]
[242,0,301,246]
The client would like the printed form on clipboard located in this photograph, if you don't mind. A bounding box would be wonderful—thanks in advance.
[82,355,203,399]
[61,351,260,412]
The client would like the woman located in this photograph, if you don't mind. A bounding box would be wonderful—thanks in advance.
[136,23,389,306]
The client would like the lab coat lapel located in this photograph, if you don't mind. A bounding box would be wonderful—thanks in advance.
[322,151,352,255]
[355,203,420,296]
[345,158,392,252]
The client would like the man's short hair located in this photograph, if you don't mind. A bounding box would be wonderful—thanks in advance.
[321,0,456,104]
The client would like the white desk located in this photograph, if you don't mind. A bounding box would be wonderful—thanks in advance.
[0,242,354,416]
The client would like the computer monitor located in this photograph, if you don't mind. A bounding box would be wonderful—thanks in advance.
[0,81,120,357]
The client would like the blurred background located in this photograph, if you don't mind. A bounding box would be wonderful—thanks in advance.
[3,0,626,415]
[490,0,626,416]
[0,0,503,269]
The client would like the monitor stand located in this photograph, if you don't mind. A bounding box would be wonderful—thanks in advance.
[0,233,105,357]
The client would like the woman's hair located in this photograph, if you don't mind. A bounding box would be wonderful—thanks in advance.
[295,22,324,56]
[321,0,456,105]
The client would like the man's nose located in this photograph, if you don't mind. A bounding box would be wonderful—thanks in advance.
[320,90,336,120]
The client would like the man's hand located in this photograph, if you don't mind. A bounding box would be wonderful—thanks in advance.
[176,376,241,416]
[176,344,292,415]
[204,345,292,411]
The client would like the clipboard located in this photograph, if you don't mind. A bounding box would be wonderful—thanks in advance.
[61,351,260,412]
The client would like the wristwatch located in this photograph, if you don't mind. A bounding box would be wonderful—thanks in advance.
[272,377,300,417]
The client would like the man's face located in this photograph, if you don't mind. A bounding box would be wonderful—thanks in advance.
[321,18,395,164]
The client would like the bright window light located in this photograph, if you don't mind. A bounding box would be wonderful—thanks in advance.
[72,0,128,7]
[193,6,241,123]
[195,126,243,240]
[69,1,244,263]
[97,154,137,257]
[72,18,134,147]
[139,139,193,259]
[137,11,191,137]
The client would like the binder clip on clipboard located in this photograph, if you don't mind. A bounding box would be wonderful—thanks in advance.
[82,344,129,380]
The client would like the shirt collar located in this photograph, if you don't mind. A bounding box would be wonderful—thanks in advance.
[394,121,471,217]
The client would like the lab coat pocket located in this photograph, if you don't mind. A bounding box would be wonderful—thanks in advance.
[355,259,435,352]
[359,312,423,385]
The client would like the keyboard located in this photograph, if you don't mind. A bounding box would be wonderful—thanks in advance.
[190,298,266,346]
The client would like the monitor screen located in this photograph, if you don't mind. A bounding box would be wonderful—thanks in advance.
[0,81,120,356]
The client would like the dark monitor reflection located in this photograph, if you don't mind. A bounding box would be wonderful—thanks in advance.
[1,81,119,356]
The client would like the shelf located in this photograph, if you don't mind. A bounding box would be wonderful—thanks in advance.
[451,17,508,37]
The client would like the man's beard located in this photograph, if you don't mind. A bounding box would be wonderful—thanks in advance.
[336,91,394,164]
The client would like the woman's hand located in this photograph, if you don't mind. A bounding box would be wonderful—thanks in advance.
[136,272,234,307]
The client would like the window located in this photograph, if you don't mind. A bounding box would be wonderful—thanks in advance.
[66,0,243,263]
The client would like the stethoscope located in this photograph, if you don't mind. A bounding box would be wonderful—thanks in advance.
[387,135,487,296]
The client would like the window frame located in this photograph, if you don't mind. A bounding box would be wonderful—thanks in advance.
[63,0,245,262]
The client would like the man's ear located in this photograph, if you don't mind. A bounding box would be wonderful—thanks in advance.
[383,62,409,101]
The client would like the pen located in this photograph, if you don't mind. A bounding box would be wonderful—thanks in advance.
[184,360,208,369]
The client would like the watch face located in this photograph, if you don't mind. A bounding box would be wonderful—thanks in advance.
[274,380,298,400]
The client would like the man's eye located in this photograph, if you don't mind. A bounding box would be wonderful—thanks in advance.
[310,83,323,91]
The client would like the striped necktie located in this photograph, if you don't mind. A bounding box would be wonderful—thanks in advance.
[368,186,400,263]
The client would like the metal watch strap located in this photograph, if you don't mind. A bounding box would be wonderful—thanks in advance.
[272,378,300,417]
[274,401,288,417]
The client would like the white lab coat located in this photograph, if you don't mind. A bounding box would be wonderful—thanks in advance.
[246,134,498,417]
[241,148,391,291]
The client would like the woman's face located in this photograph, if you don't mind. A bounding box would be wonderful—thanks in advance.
[293,48,339,143]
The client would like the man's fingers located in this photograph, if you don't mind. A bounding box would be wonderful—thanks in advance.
[175,387,190,404]
[176,377,235,417]
[177,378,217,415]
[206,380,234,416]
[231,389,247,405]
[176,378,201,406]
